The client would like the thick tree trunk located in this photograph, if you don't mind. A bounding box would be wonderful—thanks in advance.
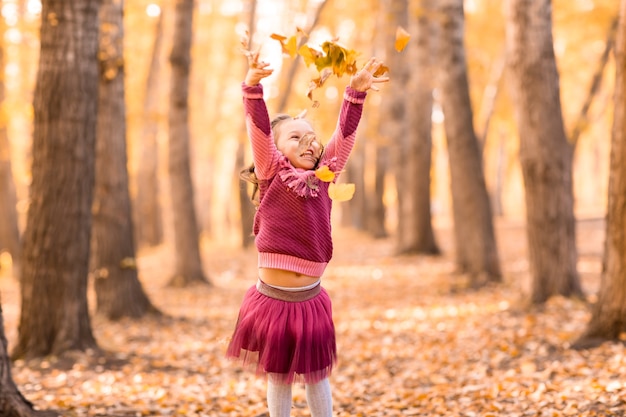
[438,0,501,285]
[0,27,21,277]
[14,0,100,359]
[402,0,439,255]
[574,0,626,349]
[134,12,165,249]
[0,303,58,417]
[505,0,582,303]
[92,0,160,320]
[168,0,209,287]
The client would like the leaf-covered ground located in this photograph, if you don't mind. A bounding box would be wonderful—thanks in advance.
[2,218,625,416]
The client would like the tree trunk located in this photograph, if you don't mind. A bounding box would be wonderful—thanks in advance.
[0,23,21,277]
[343,134,367,230]
[13,0,100,359]
[168,0,209,287]
[0,302,58,417]
[380,0,411,250]
[134,12,165,249]
[570,17,618,149]
[505,0,582,303]
[365,6,389,239]
[438,0,501,286]
[92,0,161,320]
[574,0,626,349]
[367,145,388,239]
[237,0,258,249]
[402,0,439,255]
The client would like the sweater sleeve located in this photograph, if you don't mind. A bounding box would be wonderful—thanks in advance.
[321,86,367,176]
[242,82,281,180]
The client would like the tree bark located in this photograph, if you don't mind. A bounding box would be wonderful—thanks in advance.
[364,6,389,239]
[0,302,58,417]
[380,0,411,250]
[13,0,100,359]
[237,0,258,249]
[134,12,165,249]
[92,0,161,320]
[402,0,439,255]
[505,0,583,303]
[367,145,388,239]
[438,0,501,285]
[0,22,21,277]
[573,0,626,349]
[168,0,209,287]
[343,133,367,230]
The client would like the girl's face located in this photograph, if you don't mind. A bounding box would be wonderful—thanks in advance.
[275,119,322,170]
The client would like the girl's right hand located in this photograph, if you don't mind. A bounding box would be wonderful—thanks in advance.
[244,50,273,86]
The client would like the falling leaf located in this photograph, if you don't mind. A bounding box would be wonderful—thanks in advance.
[299,44,321,68]
[296,132,318,156]
[328,182,355,202]
[395,26,411,52]
[314,41,359,77]
[278,29,362,105]
[315,165,335,182]
[271,33,299,57]
[306,68,332,104]
[373,64,390,78]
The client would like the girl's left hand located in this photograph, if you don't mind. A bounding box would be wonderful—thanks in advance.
[349,57,390,92]
[244,50,274,86]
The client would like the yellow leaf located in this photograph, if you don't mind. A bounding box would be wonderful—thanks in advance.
[271,33,298,57]
[395,26,411,52]
[315,165,335,182]
[299,45,318,67]
[328,182,355,202]
[285,35,298,57]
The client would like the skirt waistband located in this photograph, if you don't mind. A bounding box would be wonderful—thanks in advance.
[256,279,322,302]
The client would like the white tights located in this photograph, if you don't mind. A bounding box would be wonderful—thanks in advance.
[267,374,333,417]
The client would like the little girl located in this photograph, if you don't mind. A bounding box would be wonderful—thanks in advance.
[227,50,388,417]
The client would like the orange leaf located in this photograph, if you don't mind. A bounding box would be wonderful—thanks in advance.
[373,64,390,78]
[395,26,411,52]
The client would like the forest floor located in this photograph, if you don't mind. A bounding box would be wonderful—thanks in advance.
[2,216,625,417]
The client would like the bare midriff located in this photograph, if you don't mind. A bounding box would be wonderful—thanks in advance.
[258,267,321,288]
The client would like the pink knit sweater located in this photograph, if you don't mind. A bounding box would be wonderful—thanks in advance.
[242,82,367,276]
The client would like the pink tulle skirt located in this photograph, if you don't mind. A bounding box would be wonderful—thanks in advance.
[226,280,336,384]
